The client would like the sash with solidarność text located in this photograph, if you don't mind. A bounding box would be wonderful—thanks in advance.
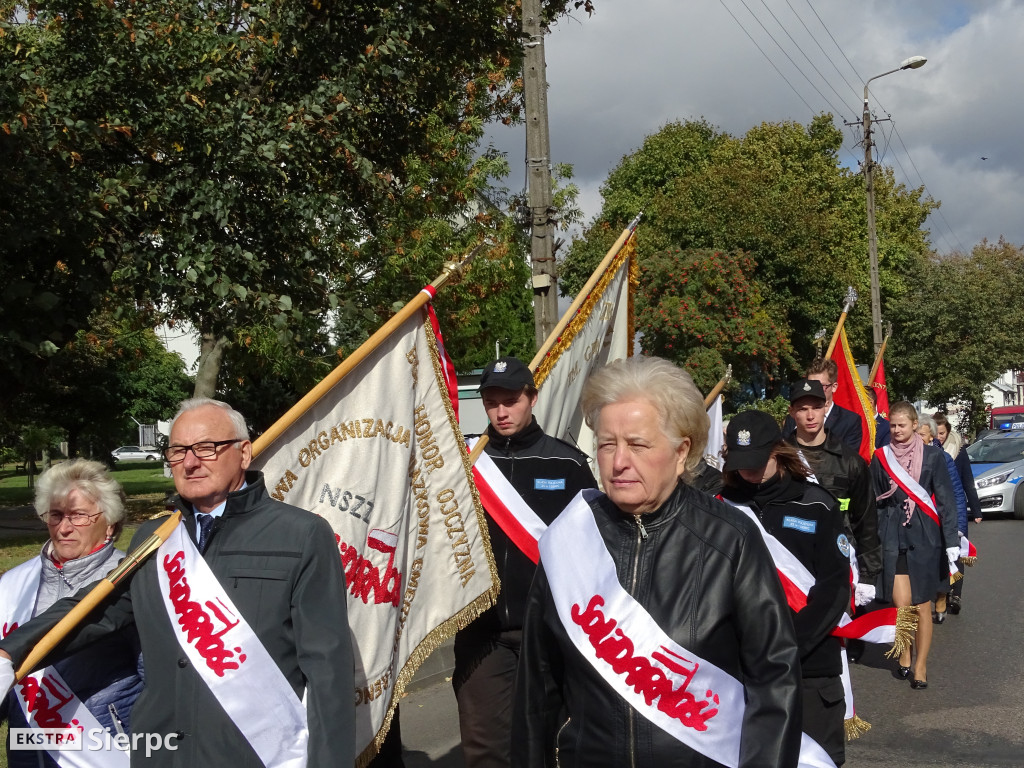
[540,490,836,768]
[0,558,127,768]
[467,437,547,564]
[156,523,307,768]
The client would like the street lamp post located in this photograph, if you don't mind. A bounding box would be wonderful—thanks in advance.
[863,55,927,357]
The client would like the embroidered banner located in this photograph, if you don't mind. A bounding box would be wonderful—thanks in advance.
[252,302,497,765]
[532,233,637,457]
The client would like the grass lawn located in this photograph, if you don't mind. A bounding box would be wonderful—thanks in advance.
[0,461,174,507]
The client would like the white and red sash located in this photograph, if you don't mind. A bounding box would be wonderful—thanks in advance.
[876,446,941,528]
[540,490,835,768]
[724,502,903,646]
[156,523,307,768]
[959,534,978,565]
[0,559,127,768]
[467,437,547,563]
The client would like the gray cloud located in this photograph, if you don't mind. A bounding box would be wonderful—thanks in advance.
[485,0,1023,253]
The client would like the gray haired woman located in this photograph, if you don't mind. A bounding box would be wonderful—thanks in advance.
[0,459,143,767]
[512,356,802,768]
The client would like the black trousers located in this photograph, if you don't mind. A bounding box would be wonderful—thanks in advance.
[802,676,846,766]
[452,629,522,768]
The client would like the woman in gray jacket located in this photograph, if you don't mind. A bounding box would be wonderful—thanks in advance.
[0,459,143,767]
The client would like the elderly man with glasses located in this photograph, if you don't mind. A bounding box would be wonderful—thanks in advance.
[0,398,354,768]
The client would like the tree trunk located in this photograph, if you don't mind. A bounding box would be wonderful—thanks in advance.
[193,333,231,399]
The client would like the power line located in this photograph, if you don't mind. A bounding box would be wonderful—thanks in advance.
[716,0,817,115]
[783,0,861,103]
[732,0,849,118]
[757,0,852,111]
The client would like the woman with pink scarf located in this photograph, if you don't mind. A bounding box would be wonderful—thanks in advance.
[870,401,958,689]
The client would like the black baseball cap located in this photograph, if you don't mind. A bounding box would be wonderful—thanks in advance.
[724,410,781,472]
[479,357,535,392]
[788,378,827,404]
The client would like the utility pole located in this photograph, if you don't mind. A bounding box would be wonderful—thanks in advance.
[862,93,884,359]
[523,0,558,349]
[850,56,927,359]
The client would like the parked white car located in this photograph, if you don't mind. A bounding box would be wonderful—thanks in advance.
[111,445,162,462]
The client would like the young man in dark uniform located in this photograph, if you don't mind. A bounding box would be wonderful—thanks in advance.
[454,357,596,768]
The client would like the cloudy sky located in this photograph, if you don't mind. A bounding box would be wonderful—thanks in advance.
[484,0,1023,255]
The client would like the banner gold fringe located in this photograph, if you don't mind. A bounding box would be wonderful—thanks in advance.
[949,570,963,585]
[960,556,977,567]
[355,313,501,768]
[534,233,638,389]
[884,606,919,659]
[845,714,872,741]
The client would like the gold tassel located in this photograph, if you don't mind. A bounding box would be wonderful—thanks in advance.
[845,714,872,741]
[960,556,977,567]
[949,570,963,585]
[884,606,919,659]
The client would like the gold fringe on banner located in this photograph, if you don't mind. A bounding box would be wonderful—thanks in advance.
[355,313,501,768]
[960,555,977,567]
[884,606,920,659]
[533,233,638,389]
[844,714,872,741]
[949,570,963,585]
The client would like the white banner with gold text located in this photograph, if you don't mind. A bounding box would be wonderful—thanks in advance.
[252,306,497,766]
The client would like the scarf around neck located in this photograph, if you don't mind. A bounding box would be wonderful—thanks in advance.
[877,435,923,525]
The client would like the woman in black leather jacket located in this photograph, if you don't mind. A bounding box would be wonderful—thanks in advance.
[512,357,802,768]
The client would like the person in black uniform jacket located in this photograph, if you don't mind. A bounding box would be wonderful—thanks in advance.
[783,358,863,452]
[786,378,881,597]
[455,357,596,768]
[722,410,851,766]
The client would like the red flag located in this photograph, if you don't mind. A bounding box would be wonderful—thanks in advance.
[872,358,890,420]
[830,328,876,462]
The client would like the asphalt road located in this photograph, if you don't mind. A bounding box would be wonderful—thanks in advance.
[396,517,1024,767]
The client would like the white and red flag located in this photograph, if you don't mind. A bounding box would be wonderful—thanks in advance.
[252,287,497,766]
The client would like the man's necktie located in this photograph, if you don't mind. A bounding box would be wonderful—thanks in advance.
[196,513,214,554]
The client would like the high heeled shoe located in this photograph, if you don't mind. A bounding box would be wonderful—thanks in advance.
[896,665,911,679]
[910,678,928,689]
[932,611,946,624]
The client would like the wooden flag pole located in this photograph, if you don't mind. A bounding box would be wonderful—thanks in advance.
[468,214,641,465]
[14,512,182,682]
[252,243,486,458]
[867,324,892,386]
[825,287,858,359]
[703,365,732,408]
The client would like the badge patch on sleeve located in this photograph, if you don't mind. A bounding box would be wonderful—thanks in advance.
[534,478,566,491]
[782,516,816,534]
[837,534,851,558]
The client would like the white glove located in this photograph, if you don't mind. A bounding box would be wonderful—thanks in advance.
[854,583,876,607]
[946,546,961,564]
[0,657,14,694]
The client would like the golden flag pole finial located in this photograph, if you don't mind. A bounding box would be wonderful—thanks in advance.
[703,364,733,408]
[825,287,858,359]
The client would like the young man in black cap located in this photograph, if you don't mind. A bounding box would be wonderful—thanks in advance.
[787,378,881,606]
[720,409,850,766]
[454,356,596,768]
[784,358,863,451]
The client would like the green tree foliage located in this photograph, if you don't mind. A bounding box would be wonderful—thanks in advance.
[888,239,1024,432]
[11,307,192,457]
[561,115,936,386]
[0,0,579,407]
[636,248,794,393]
